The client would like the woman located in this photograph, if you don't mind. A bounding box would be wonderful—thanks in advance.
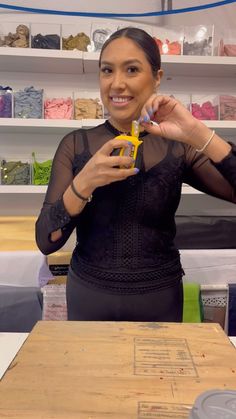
[36,27,236,321]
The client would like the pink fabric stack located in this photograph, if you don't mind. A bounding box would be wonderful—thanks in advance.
[44,97,73,119]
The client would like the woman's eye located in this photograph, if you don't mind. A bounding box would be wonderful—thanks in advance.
[127,66,139,74]
[101,67,112,74]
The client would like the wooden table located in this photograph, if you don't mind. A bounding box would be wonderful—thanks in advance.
[0,321,236,419]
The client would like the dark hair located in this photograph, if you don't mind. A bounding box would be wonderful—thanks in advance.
[99,27,161,76]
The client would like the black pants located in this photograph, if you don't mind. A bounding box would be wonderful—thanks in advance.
[66,268,183,322]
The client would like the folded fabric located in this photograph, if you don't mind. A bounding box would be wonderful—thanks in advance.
[183,282,203,323]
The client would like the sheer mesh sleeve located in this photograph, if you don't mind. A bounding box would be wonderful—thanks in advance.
[36,131,80,255]
[183,142,236,203]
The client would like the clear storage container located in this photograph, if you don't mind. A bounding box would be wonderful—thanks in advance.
[183,25,214,56]
[31,23,61,49]
[0,22,29,47]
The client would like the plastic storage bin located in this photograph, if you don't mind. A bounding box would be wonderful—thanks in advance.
[219,94,236,120]
[218,29,236,56]
[0,86,13,118]
[73,91,103,120]
[14,86,43,119]
[0,157,31,185]
[62,22,91,51]
[31,23,61,49]
[0,22,29,47]
[153,26,183,55]
[44,93,73,119]
[191,94,219,120]
[183,25,214,56]
[32,153,52,186]
[89,22,118,52]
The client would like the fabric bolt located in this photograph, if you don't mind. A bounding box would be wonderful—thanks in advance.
[14,86,43,119]
[0,86,12,118]
[228,284,236,336]
[1,160,30,185]
[31,34,60,49]
[182,282,203,322]
[44,97,73,119]
[191,101,218,120]
[220,95,236,120]
[62,32,91,51]
[0,24,29,48]
[183,37,212,56]
[154,38,181,55]
[32,153,52,185]
[74,98,103,119]
[219,39,236,56]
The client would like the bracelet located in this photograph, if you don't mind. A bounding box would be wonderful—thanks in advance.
[71,181,93,202]
[196,130,215,153]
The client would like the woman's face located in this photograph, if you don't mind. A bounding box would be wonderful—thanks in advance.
[99,37,162,131]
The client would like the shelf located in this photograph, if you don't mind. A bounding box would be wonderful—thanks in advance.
[0,47,83,74]
[0,185,47,193]
[0,118,105,134]
[1,49,236,78]
[0,119,234,135]
[0,184,201,195]
[83,52,236,78]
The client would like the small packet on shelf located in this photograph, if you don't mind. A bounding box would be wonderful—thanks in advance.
[42,284,67,321]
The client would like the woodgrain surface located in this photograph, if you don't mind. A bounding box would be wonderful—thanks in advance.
[0,321,236,418]
[0,216,37,251]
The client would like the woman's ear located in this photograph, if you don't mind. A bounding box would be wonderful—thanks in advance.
[155,69,163,91]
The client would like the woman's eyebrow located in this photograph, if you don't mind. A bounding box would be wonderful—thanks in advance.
[100,59,143,66]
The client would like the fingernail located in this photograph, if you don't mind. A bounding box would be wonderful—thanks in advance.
[148,108,153,117]
[134,168,139,174]
[143,115,150,122]
[150,120,159,126]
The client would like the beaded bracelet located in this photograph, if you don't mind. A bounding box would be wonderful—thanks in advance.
[196,130,215,153]
[71,181,93,202]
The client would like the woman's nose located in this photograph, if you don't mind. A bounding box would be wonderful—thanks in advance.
[111,72,126,89]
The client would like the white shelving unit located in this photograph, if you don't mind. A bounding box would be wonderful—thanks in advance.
[0,48,236,209]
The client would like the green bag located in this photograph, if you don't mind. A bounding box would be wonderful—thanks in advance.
[32,152,52,185]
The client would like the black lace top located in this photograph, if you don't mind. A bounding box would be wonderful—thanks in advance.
[36,121,236,294]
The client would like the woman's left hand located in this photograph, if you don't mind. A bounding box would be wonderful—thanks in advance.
[139,94,202,145]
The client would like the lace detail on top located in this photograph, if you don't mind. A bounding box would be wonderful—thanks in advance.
[49,198,71,231]
[71,254,182,294]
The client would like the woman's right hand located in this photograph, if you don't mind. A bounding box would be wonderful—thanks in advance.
[73,138,139,197]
